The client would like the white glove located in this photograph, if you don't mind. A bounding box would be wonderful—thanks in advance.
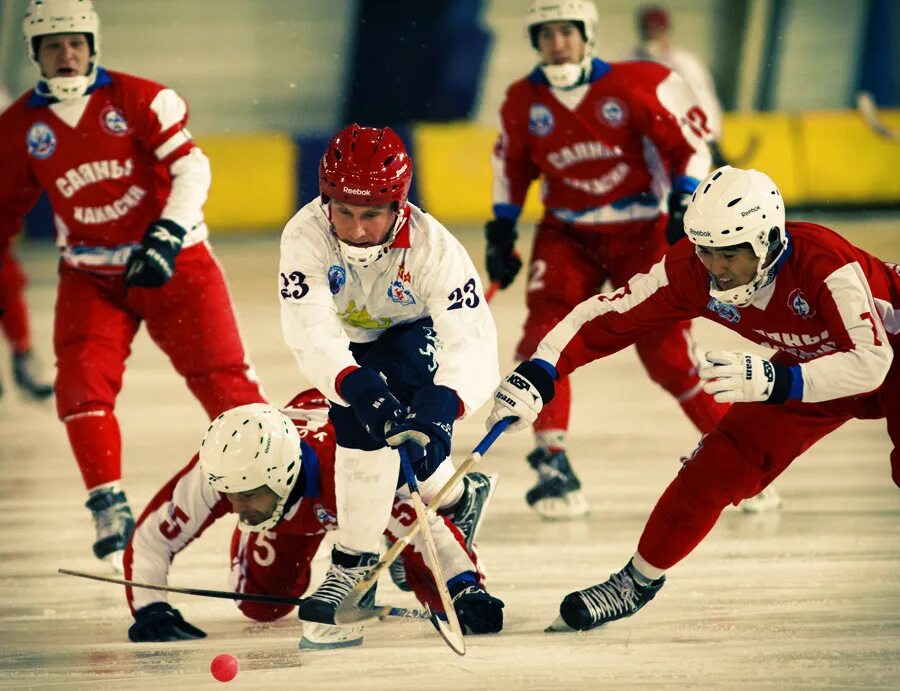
[699,351,777,403]
[485,361,555,433]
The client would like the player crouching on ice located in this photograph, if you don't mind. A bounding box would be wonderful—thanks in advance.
[124,391,503,648]
[488,165,900,632]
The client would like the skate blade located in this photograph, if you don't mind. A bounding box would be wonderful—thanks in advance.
[531,492,590,521]
[544,614,577,633]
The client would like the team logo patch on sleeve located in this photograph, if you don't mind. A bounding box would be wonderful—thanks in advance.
[100,105,130,135]
[528,104,554,136]
[327,265,346,295]
[788,289,815,318]
[26,122,56,159]
[597,97,628,127]
[706,297,741,323]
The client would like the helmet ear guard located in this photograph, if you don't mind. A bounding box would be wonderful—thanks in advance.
[199,404,303,533]
[684,166,788,307]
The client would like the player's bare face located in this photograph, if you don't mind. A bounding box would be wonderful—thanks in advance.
[331,201,396,247]
[225,485,279,526]
[696,245,759,291]
[537,22,586,65]
[37,33,90,78]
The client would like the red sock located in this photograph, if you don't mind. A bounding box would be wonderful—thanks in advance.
[64,408,122,490]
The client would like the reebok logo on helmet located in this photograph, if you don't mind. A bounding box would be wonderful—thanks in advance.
[740,205,760,217]
[344,187,371,196]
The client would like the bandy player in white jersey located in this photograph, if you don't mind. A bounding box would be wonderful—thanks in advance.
[0,0,263,570]
[279,125,500,628]
[483,0,728,520]
[124,392,503,649]
[488,166,900,633]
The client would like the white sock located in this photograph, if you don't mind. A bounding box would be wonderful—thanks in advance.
[397,457,463,509]
[631,551,666,582]
[334,446,399,554]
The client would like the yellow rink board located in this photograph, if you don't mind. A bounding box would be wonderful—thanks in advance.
[196,133,296,232]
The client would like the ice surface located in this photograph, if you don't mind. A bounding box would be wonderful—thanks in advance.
[1,218,898,690]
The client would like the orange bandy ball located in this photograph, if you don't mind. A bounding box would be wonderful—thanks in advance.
[210,653,239,682]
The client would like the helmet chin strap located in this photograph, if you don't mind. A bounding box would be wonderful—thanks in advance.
[540,55,592,89]
[37,62,98,101]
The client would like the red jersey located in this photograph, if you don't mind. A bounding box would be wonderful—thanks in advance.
[492,58,712,227]
[535,222,899,403]
[0,68,209,273]
[124,391,477,613]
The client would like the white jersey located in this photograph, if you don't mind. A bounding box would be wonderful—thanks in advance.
[633,44,723,140]
[279,200,499,414]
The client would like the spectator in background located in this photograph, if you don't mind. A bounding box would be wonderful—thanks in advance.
[0,82,54,403]
[0,0,265,572]
[633,4,727,166]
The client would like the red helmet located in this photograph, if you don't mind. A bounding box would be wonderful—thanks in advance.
[319,124,413,208]
[636,5,670,36]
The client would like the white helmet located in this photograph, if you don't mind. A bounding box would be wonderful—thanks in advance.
[199,404,302,533]
[526,0,598,88]
[684,166,788,307]
[23,0,101,101]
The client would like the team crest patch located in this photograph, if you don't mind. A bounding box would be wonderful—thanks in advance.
[598,97,627,127]
[706,297,741,323]
[328,265,346,295]
[100,105,129,135]
[313,503,337,528]
[26,121,56,159]
[528,103,554,136]
[388,279,416,306]
[788,289,815,318]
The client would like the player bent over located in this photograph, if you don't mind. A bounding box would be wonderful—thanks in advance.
[279,125,500,620]
[488,166,900,631]
[124,391,504,648]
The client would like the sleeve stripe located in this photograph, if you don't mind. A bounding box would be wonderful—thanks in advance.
[155,130,191,160]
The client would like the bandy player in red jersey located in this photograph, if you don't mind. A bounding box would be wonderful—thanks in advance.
[484,0,731,520]
[0,0,263,571]
[124,391,504,649]
[487,166,900,632]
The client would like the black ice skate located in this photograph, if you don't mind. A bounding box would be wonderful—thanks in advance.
[298,545,377,650]
[546,560,665,632]
[525,448,588,520]
[439,471,499,551]
[85,487,134,573]
[12,350,54,401]
[385,536,413,592]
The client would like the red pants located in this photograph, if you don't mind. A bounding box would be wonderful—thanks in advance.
[0,248,31,353]
[638,356,900,570]
[229,520,480,621]
[516,215,724,436]
[54,243,264,489]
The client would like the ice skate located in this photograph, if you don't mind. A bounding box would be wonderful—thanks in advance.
[298,545,378,626]
[526,448,588,520]
[739,484,783,513]
[546,560,665,632]
[85,487,134,573]
[440,472,499,550]
[299,620,366,650]
[385,536,412,592]
[12,350,54,401]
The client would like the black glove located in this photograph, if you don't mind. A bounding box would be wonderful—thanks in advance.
[128,602,206,642]
[339,366,406,444]
[124,219,186,289]
[665,192,692,245]
[385,384,457,480]
[485,218,522,289]
[448,574,504,634]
